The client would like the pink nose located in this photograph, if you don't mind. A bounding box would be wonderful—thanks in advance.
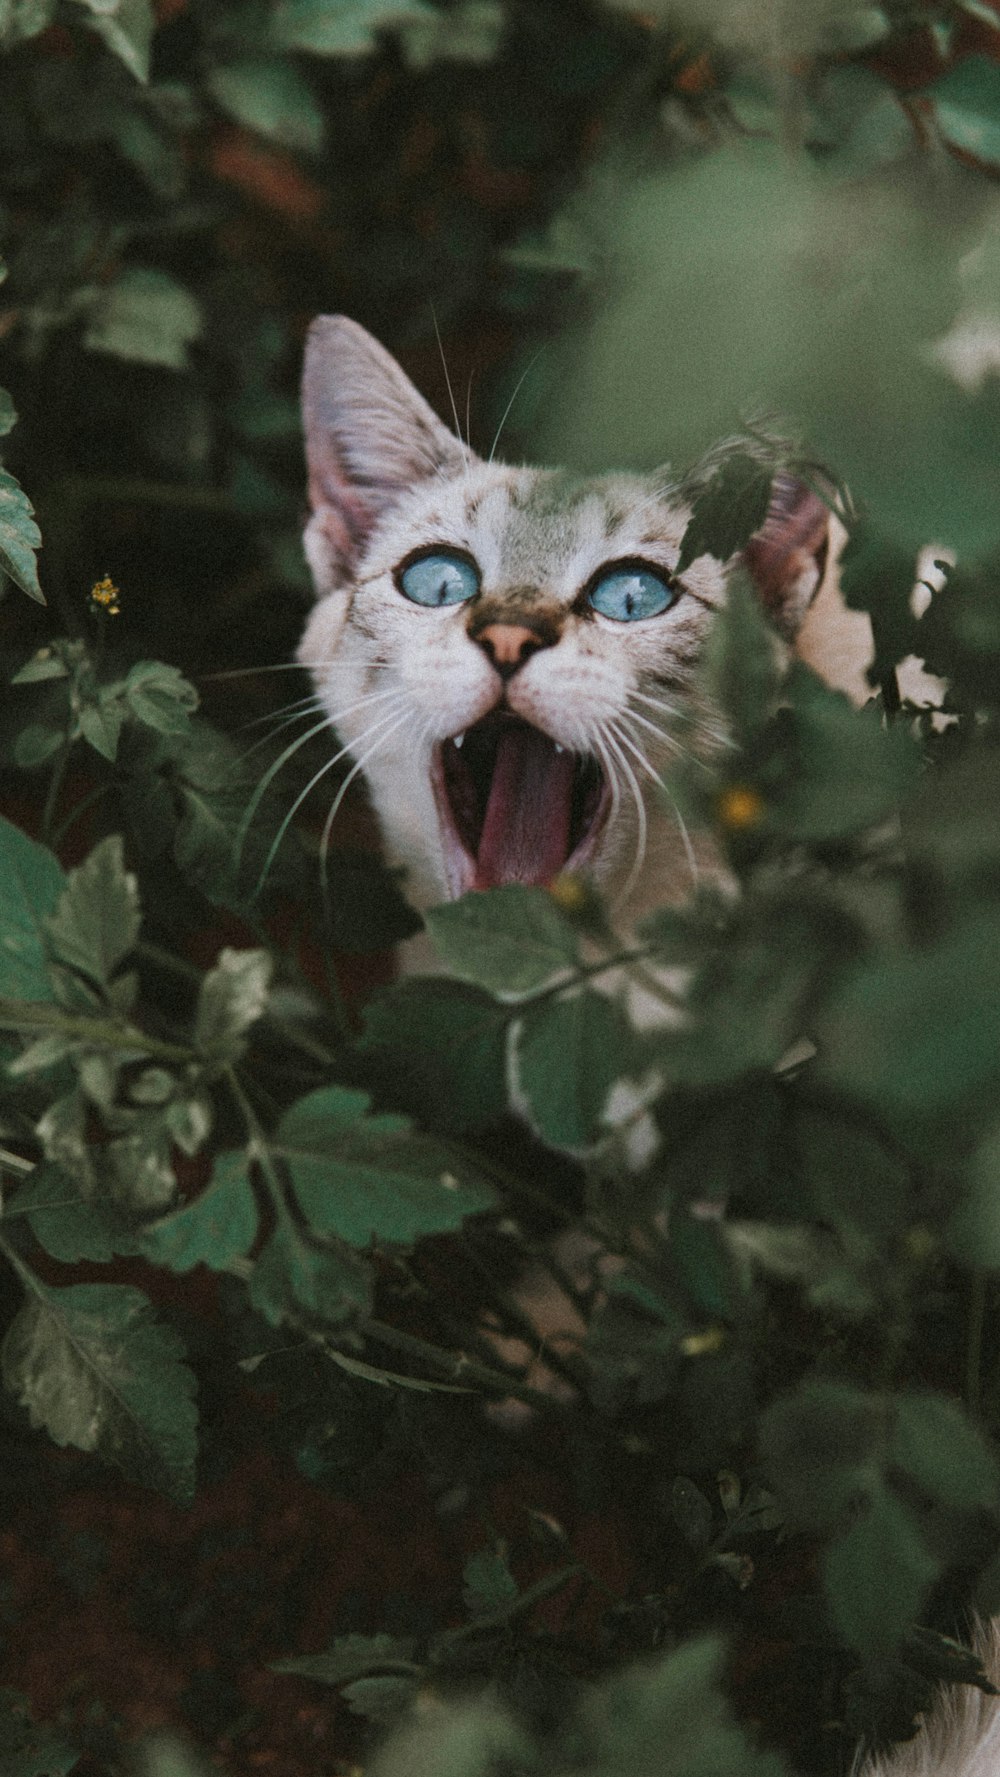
[475,623,546,677]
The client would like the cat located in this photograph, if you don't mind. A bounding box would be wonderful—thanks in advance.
[297,314,840,933]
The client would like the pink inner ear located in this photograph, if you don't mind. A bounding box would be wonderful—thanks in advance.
[743,476,830,636]
[307,433,375,572]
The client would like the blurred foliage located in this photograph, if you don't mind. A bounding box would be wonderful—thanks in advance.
[5,2,1000,1776]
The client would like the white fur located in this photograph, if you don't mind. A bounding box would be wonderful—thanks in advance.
[854,1621,1000,1777]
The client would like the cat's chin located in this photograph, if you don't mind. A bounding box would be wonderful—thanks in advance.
[430,712,610,898]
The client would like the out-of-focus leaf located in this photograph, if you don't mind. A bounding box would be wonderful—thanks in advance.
[824,1488,938,1656]
[0,387,16,436]
[193,947,272,1062]
[0,1688,78,1777]
[426,886,579,995]
[270,0,434,57]
[123,661,198,735]
[207,58,324,155]
[359,978,510,1131]
[399,0,504,69]
[83,268,202,370]
[70,0,155,82]
[921,56,1000,167]
[141,1150,259,1272]
[44,835,141,990]
[514,987,643,1150]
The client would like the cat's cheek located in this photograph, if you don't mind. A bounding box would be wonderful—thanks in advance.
[297,591,350,668]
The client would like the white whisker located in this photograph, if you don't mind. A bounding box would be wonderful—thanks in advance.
[613,720,699,889]
[317,709,415,909]
[602,723,649,907]
[489,350,545,465]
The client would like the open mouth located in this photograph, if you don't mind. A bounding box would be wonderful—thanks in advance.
[434,712,609,894]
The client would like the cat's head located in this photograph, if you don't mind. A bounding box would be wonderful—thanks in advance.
[298,316,830,914]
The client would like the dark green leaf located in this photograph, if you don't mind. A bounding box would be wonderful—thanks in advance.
[890,1393,1000,1515]
[824,1488,938,1656]
[270,0,435,57]
[73,0,155,82]
[2,1279,198,1502]
[0,817,66,1000]
[358,978,510,1131]
[274,1631,418,1685]
[207,58,324,154]
[703,574,781,751]
[921,55,1000,166]
[123,660,198,735]
[8,1165,142,1262]
[462,1547,519,1618]
[514,987,641,1149]
[249,1218,372,1326]
[677,453,774,575]
[83,268,202,370]
[0,467,44,603]
[44,835,141,989]
[77,694,124,763]
[759,1379,889,1532]
[275,1086,497,1248]
[426,886,580,995]
[141,1150,259,1272]
[0,387,16,437]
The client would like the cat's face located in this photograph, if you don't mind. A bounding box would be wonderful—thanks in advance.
[298,317,829,915]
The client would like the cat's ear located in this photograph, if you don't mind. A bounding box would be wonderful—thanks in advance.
[302,315,472,592]
[742,474,831,639]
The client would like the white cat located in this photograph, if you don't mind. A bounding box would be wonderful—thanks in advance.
[297,315,838,930]
[853,1620,1000,1777]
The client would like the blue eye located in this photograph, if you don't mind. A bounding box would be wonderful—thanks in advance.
[588,566,678,622]
[398,551,480,608]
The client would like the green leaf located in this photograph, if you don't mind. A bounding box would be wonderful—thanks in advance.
[463,1547,519,1618]
[274,1086,497,1248]
[324,852,422,952]
[890,1394,1000,1515]
[358,978,510,1131]
[0,818,66,1000]
[0,467,44,603]
[207,57,324,154]
[921,55,1000,167]
[83,268,202,371]
[837,524,921,678]
[819,910,1000,1136]
[426,886,580,995]
[762,664,919,843]
[77,694,124,762]
[0,1689,78,1777]
[341,1675,421,1723]
[399,0,504,69]
[123,660,198,735]
[274,1631,418,1686]
[141,1150,258,1272]
[677,452,775,575]
[583,1635,787,1777]
[270,0,435,57]
[44,835,141,990]
[514,987,642,1149]
[759,1379,889,1532]
[0,387,16,436]
[193,946,272,1061]
[8,1165,142,1262]
[703,574,781,752]
[2,1279,198,1502]
[824,1488,938,1656]
[70,0,155,82]
[249,1216,372,1326]
[13,725,65,768]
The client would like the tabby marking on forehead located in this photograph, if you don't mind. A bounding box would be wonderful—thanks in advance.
[298,315,832,924]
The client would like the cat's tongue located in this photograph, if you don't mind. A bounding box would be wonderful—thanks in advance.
[473,723,575,889]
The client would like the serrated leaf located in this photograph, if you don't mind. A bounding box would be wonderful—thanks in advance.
[207,58,324,154]
[44,835,141,989]
[0,817,66,1000]
[0,467,44,602]
[194,947,272,1061]
[141,1150,258,1272]
[124,660,198,735]
[426,885,579,996]
[514,987,640,1149]
[2,1279,198,1501]
[463,1547,519,1618]
[249,1216,372,1326]
[677,453,775,574]
[824,1487,938,1656]
[8,1165,142,1262]
[83,268,202,371]
[274,1632,417,1686]
[71,0,155,82]
[274,1086,497,1248]
[0,1689,78,1777]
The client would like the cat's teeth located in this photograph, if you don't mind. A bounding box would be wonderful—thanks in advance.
[453,731,465,748]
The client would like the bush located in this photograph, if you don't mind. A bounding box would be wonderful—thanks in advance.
[4,4,1000,1775]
